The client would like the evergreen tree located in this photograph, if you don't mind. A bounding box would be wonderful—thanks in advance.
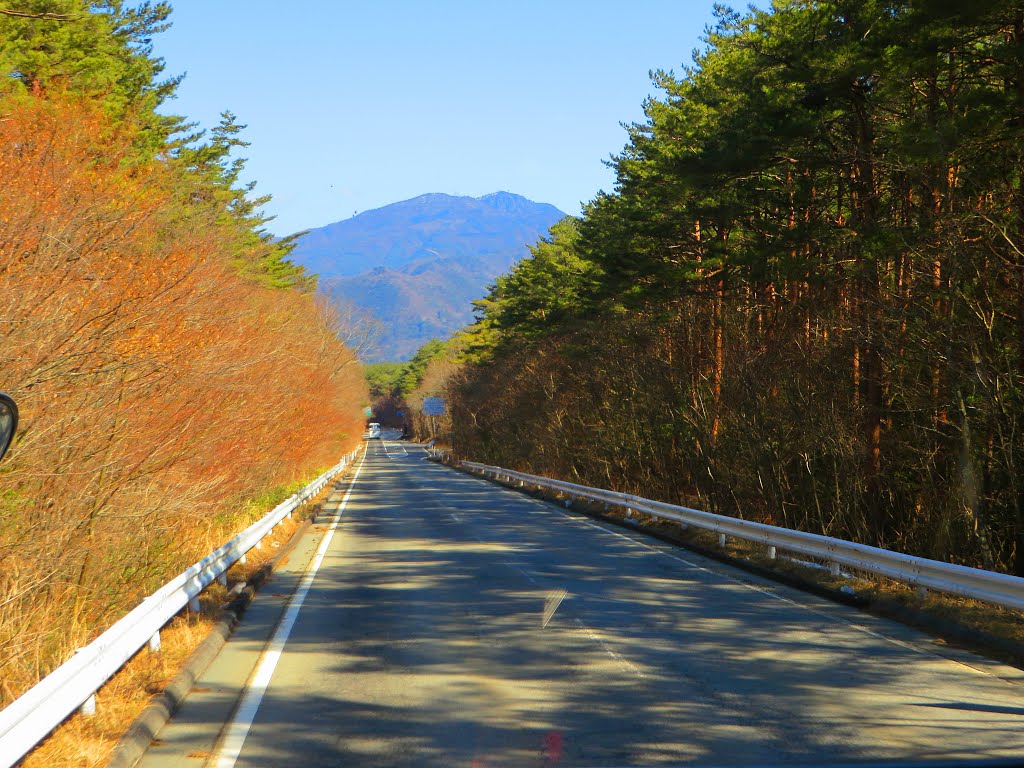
[0,2,312,292]
[450,0,1024,573]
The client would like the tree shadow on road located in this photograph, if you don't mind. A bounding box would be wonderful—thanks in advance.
[164,455,1024,767]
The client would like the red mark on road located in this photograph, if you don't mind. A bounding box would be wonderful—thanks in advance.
[544,730,563,764]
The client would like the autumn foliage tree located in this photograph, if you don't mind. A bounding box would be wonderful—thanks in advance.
[0,4,367,702]
[0,99,364,701]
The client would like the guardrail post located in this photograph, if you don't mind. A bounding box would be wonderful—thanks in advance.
[239,552,246,565]
[80,693,97,717]
[768,546,777,560]
[718,533,727,548]
[830,562,841,577]
[217,574,228,586]
[0,458,358,764]
[73,647,97,716]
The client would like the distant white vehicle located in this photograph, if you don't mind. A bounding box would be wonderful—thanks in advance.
[367,422,381,438]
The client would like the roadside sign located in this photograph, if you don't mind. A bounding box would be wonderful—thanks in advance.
[362,406,373,417]
[422,397,446,416]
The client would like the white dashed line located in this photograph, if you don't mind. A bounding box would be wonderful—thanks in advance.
[461,469,1024,686]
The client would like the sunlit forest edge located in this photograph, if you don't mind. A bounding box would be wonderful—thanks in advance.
[0,3,366,703]
[400,1,1024,579]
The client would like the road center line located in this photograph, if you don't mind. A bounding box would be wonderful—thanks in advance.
[211,448,367,768]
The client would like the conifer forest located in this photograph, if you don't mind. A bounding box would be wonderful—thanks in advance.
[439,1,1024,577]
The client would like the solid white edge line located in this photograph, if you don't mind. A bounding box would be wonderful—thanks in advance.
[457,465,1024,684]
[211,449,367,768]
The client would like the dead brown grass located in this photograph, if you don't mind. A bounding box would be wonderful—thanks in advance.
[17,479,340,768]
[20,612,216,768]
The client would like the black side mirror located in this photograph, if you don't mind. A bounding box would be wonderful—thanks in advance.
[0,393,18,463]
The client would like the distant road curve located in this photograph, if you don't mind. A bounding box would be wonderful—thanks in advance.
[136,438,1024,767]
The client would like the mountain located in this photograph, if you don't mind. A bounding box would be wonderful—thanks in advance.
[290,192,566,361]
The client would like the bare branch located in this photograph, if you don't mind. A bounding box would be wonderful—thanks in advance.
[0,9,77,19]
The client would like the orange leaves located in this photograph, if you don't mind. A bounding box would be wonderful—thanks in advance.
[0,96,366,703]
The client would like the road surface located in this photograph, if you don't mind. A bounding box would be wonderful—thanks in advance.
[137,436,1024,767]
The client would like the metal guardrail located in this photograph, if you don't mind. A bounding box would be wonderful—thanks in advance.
[423,440,450,461]
[0,447,361,767]
[462,461,1024,613]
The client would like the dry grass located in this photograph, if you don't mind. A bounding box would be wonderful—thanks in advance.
[20,612,216,768]
[17,485,336,768]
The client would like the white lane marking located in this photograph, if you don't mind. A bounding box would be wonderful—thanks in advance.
[211,450,367,768]
[571,617,649,679]
[444,508,647,679]
[542,589,567,628]
[547,500,1024,684]
[450,467,1024,686]
[553,509,945,651]
[381,439,408,459]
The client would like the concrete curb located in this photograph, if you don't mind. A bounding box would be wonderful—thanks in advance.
[106,485,333,768]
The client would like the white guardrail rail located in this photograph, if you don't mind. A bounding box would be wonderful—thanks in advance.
[462,461,1024,613]
[0,446,361,767]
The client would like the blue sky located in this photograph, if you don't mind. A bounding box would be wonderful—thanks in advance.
[155,1,719,236]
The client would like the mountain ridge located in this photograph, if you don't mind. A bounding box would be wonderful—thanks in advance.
[288,192,567,361]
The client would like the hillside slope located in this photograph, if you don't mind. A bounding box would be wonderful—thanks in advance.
[290,192,566,360]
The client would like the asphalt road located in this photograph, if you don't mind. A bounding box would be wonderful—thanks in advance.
[137,436,1024,767]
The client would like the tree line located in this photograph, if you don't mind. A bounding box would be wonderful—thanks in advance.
[430,0,1024,576]
[0,2,366,703]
